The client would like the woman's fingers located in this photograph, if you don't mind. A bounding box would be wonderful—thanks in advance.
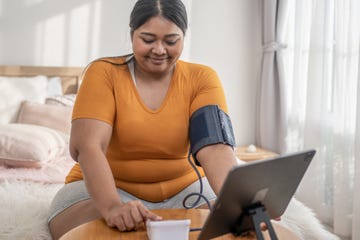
[122,212,136,231]
[123,206,146,230]
[107,214,127,231]
[116,217,127,232]
[260,222,267,231]
[138,204,162,221]
[260,217,281,231]
[106,200,162,232]
[131,206,145,224]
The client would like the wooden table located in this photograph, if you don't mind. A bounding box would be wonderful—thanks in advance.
[235,146,278,162]
[60,208,257,240]
[59,209,300,240]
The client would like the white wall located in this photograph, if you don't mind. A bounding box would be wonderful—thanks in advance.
[0,0,262,146]
[188,0,262,146]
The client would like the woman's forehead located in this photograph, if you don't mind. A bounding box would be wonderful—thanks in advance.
[134,16,183,37]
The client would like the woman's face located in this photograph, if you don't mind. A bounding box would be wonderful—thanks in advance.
[131,15,184,76]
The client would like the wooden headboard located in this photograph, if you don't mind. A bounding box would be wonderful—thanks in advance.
[0,65,84,94]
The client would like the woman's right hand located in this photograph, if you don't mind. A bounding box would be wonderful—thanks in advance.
[104,200,162,232]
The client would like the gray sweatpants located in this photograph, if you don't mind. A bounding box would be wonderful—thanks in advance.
[47,177,216,223]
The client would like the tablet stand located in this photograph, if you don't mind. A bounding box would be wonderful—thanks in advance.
[233,202,278,240]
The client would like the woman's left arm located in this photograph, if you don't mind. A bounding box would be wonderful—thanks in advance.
[196,144,242,195]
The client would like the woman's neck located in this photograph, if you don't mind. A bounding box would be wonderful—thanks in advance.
[133,61,175,83]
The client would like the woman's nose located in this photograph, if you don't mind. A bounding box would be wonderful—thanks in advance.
[152,42,166,55]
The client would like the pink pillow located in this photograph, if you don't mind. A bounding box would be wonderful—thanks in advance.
[0,124,68,168]
[17,101,72,134]
[45,94,76,106]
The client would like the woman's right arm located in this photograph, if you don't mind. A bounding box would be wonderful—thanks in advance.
[69,118,161,231]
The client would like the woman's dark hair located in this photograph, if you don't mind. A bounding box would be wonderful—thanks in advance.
[129,0,188,35]
[92,0,188,67]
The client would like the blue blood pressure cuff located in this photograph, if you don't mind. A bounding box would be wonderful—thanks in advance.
[189,105,236,166]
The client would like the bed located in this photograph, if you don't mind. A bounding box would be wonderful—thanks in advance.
[0,65,83,239]
[0,65,340,240]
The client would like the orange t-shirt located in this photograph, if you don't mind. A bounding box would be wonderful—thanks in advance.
[65,57,228,202]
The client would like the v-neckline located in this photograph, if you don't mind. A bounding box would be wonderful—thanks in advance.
[127,62,177,114]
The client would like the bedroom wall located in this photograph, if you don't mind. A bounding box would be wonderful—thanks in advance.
[0,0,262,146]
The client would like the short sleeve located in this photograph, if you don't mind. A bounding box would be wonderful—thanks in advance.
[72,61,116,125]
[189,66,228,116]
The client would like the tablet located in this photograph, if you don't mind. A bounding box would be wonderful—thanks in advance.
[198,149,316,240]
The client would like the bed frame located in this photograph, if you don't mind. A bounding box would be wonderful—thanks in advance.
[0,65,84,94]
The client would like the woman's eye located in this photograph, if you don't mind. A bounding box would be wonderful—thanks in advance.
[142,39,154,44]
[141,38,178,45]
[165,41,177,46]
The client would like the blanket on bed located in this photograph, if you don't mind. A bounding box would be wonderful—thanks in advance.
[0,156,74,184]
[0,181,63,240]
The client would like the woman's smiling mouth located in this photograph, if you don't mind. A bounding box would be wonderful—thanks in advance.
[148,56,169,65]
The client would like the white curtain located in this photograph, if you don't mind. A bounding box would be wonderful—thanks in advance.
[258,0,360,238]
[257,0,290,154]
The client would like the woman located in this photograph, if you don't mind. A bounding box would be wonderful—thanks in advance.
[48,0,299,239]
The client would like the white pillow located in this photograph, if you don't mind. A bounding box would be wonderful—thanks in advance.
[0,123,69,168]
[47,77,63,97]
[0,75,48,124]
